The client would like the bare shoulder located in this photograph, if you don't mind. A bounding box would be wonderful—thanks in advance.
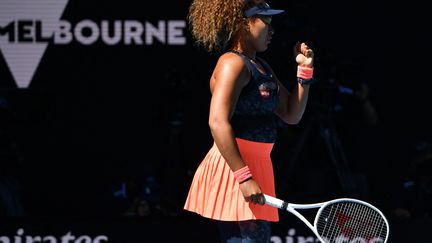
[216,52,246,69]
[213,52,250,85]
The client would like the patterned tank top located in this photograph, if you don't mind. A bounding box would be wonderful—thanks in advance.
[229,50,280,143]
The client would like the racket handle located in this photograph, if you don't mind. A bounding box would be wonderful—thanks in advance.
[263,194,288,210]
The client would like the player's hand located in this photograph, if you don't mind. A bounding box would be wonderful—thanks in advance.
[239,179,265,205]
[294,42,314,67]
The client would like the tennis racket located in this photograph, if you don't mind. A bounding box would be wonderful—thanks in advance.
[264,194,389,243]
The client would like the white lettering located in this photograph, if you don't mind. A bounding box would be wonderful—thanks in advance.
[75,236,91,243]
[335,235,350,243]
[124,20,143,45]
[270,236,282,243]
[168,20,186,45]
[0,230,109,243]
[349,237,366,243]
[15,229,24,243]
[19,21,33,42]
[61,232,75,243]
[368,238,384,243]
[101,20,121,45]
[145,21,165,44]
[2,20,187,46]
[0,236,10,243]
[285,228,296,243]
[42,236,57,243]
[25,236,42,242]
[320,237,330,243]
[297,236,315,243]
[74,20,99,45]
[93,236,109,243]
[0,19,186,88]
[54,20,73,44]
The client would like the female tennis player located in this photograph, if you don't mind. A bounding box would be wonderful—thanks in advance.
[184,0,315,242]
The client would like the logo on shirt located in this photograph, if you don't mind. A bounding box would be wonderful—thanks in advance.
[259,82,277,99]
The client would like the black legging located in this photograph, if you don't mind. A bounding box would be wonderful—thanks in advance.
[217,220,271,243]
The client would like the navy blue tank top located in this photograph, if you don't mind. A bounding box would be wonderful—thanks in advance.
[229,50,280,143]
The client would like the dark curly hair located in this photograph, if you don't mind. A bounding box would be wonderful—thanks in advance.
[187,0,262,53]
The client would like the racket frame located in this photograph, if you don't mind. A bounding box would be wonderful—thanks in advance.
[263,194,390,243]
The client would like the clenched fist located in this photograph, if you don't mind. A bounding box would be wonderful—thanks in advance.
[294,42,314,67]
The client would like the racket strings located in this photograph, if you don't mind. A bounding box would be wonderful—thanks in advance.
[316,201,388,242]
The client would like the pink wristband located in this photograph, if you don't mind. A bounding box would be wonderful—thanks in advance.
[233,166,253,184]
[297,66,314,80]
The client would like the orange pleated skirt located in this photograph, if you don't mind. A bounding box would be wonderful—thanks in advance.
[184,138,279,222]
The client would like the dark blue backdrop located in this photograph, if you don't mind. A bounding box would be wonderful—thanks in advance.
[1,0,431,241]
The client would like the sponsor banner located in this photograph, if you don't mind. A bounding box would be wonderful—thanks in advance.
[0,217,431,243]
[0,0,187,88]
